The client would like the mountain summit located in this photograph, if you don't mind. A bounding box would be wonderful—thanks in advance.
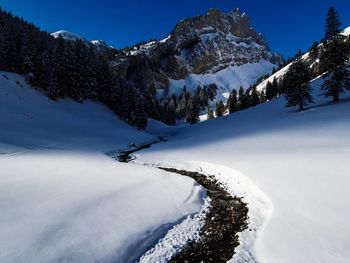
[116,8,283,99]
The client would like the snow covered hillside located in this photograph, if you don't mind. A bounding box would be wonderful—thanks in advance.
[0,72,204,262]
[255,26,350,92]
[136,76,350,263]
[168,60,276,100]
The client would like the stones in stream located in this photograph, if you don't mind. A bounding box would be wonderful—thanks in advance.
[159,168,249,263]
[116,139,249,262]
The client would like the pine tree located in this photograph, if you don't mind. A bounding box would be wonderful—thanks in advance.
[175,90,189,119]
[320,6,350,102]
[207,107,214,120]
[284,59,314,111]
[50,35,68,98]
[266,77,280,100]
[238,86,250,110]
[265,81,275,101]
[198,87,209,108]
[227,89,238,113]
[132,99,148,130]
[48,73,60,100]
[272,77,280,98]
[238,86,245,110]
[250,86,260,107]
[185,96,199,124]
[324,7,341,40]
[215,100,225,117]
[166,99,176,125]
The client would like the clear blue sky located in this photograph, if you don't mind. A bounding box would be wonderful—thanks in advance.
[0,0,349,58]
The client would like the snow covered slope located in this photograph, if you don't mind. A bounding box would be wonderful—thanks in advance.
[256,26,350,92]
[0,72,203,262]
[52,30,113,50]
[169,60,276,99]
[51,30,88,42]
[137,76,350,263]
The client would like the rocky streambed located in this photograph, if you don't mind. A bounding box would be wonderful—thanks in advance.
[115,140,249,262]
[159,168,248,263]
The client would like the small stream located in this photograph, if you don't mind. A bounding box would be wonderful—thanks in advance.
[115,137,249,262]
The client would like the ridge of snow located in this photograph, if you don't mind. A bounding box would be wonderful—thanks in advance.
[51,30,88,42]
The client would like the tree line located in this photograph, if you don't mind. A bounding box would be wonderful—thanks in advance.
[1,6,349,128]
[0,7,162,130]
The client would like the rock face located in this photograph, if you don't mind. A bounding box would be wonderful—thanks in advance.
[114,8,283,94]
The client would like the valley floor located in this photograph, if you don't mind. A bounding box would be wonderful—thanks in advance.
[1,72,350,263]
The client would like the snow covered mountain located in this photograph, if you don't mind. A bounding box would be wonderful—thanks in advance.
[51,30,88,42]
[52,30,114,51]
[2,60,350,263]
[115,8,283,100]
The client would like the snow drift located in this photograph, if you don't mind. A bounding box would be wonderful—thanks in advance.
[0,72,204,263]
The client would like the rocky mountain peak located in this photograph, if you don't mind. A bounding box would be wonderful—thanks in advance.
[116,8,283,101]
[170,8,266,47]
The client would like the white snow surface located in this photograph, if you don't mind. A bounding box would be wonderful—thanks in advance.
[0,72,204,263]
[341,26,350,36]
[169,60,276,100]
[139,195,211,263]
[51,30,88,42]
[136,76,350,263]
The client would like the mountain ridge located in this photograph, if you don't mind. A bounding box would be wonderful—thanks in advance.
[113,8,283,109]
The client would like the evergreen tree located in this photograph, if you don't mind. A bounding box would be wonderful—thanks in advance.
[207,107,214,120]
[132,99,148,130]
[265,81,274,101]
[250,86,260,107]
[320,6,350,102]
[175,90,189,118]
[238,86,245,110]
[215,100,225,117]
[238,86,250,110]
[198,87,209,108]
[272,77,279,95]
[166,99,176,125]
[185,96,199,124]
[324,7,341,40]
[284,59,314,111]
[265,77,280,100]
[227,89,238,113]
